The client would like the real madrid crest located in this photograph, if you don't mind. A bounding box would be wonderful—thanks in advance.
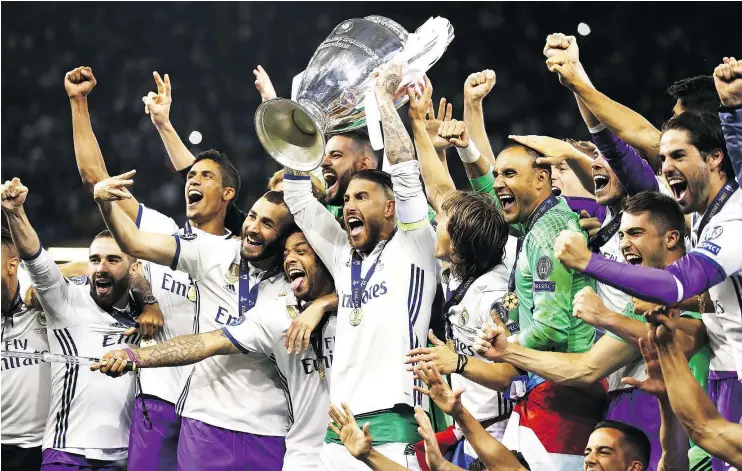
[458,309,469,326]
[226,263,240,284]
[37,311,47,327]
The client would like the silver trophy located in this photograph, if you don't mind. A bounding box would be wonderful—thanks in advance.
[254,16,454,171]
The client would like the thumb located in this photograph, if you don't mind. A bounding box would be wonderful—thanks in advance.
[580,210,590,219]
[362,422,371,437]
[450,138,466,148]
[428,329,445,347]
[123,327,137,336]
[620,377,641,388]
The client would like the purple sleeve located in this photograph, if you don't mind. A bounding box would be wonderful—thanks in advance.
[591,128,659,195]
[720,107,742,188]
[564,196,607,223]
[583,252,726,304]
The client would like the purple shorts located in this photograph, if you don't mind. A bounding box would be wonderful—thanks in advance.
[177,418,285,471]
[128,396,181,471]
[40,449,122,470]
[604,388,661,471]
[708,371,742,471]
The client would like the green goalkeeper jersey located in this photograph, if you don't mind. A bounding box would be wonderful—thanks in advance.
[511,197,596,353]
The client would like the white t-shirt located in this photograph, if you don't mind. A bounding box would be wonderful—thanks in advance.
[691,188,742,377]
[135,204,233,404]
[23,249,137,460]
[1,289,51,448]
[224,294,335,471]
[442,264,513,423]
[284,161,438,415]
[173,232,291,435]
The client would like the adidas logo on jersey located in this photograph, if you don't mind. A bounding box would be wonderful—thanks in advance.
[223,284,236,294]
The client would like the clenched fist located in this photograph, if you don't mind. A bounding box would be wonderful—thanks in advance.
[572,286,609,327]
[1,178,29,213]
[543,33,579,62]
[554,230,592,271]
[463,69,496,103]
[714,57,742,108]
[437,120,469,148]
[64,66,97,99]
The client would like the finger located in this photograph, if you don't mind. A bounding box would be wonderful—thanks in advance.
[107,189,133,200]
[450,138,466,148]
[293,326,305,354]
[412,385,432,397]
[341,402,356,425]
[620,377,641,388]
[362,422,371,438]
[508,135,538,150]
[285,323,297,352]
[436,98,446,121]
[428,329,446,347]
[444,103,453,122]
[123,327,137,336]
[301,328,311,354]
[534,156,559,166]
[90,362,101,371]
[153,71,165,96]
[114,169,137,180]
[414,366,429,384]
[405,354,434,366]
[327,421,341,437]
[422,75,433,100]
[328,404,345,426]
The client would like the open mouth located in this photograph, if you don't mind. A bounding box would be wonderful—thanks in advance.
[593,174,609,191]
[287,267,306,292]
[187,189,204,205]
[551,186,562,196]
[323,170,338,192]
[94,277,113,296]
[624,253,643,265]
[346,216,364,236]
[245,235,263,249]
[498,194,515,211]
[667,177,688,202]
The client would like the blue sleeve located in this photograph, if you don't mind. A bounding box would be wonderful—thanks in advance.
[591,128,659,195]
[720,107,742,188]
[583,252,726,304]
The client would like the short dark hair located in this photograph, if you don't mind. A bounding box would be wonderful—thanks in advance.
[262,190,287,207]
[501,141,552,178]
[329,130,382,168]
[594,420,651,468]
[662,112,733,181]
[1,227,18,258]
[666,76,720,113]
[349,169,394,199]
[193,149,241,197]
[623,192,686,248]
[441,192,508,280]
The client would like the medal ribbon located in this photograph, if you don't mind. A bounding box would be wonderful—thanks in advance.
[239,261,281,315]
[508,195,559,293]
[443,276,476,342]
[587,210,622,253]
[692,181,738,246]
[350,230,396,310]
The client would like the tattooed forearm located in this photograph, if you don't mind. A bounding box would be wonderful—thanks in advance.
[383,74,401,95]
[129,263,155,305]
[379,100,415,165]
[283,167,310,177]
[133,330,237,367]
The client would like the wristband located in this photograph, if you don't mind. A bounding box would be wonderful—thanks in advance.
[455,353,469,374]
[123,348,142,370]
[456,141,481,164]
[588,123,607,134]
[506,334,517,343]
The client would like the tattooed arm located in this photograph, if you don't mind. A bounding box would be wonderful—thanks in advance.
[92,329,240,376]
[129,262,164,339]
[374,64,415,165]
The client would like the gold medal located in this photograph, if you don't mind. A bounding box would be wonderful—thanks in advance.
[187,285,197,302]
[349,308,364,326]
[318,361,326,379]
[446,339,456,352]
[225,263,239,284]
[286,305,300,320]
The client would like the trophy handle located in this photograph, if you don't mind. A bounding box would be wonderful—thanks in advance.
[254,98,327,172]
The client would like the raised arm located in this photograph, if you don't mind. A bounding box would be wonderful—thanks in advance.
[64,67,140,220]
[143,72,197,172]
[463,70,498,167]
[94,172,178,267]
[408,78,456,213]
[373,64,415,165]
[93,329,239,376]
[715,57,742,187]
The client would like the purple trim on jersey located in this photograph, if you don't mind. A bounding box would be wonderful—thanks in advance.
[128,396,181,471]
[720,107,742,189]
[176,418,285,471]
[169,235,181,271]
[605,388,662,471]
[136,203,144,228]
[584,251,726,304]
[21,244,44,261]
[564,196,608,223]
[591,128,659,195]
[708,370,738,381]
[707,374,742,471]
[282,173,310,181]
[41,449,120,470]
[221,327,249,354]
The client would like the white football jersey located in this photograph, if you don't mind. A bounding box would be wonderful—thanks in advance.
[284,162,438,416]
[23,249,138,460]
[596,208,632,315]
[173,232,291,435]
[1,300,51,448]
[691,188,742,377]
[224,294,335,471]
[135,204,231,404]
[442,264,513,424]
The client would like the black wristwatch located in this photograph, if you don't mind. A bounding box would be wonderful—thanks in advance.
[140,294,158,305]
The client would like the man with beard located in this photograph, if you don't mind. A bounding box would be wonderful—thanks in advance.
[93,172,305,471]
[475,192,710,471]
[1,228,50,471]
[93,229,337,471]
[66,66,241,470]
[555,112,741,471]
[2,178,141,470]
[283,64,437,470]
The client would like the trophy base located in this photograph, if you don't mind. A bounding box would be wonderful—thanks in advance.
[254,98,326,172]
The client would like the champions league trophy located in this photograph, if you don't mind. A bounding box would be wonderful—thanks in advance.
[254,16,454,171]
